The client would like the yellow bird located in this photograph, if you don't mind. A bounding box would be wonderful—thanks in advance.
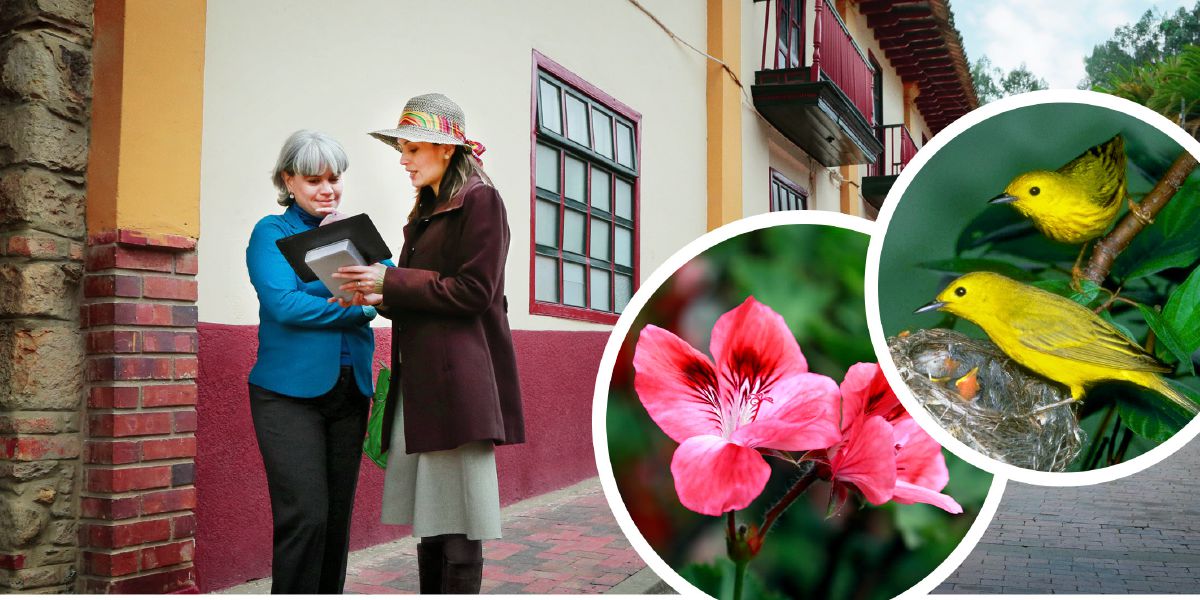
[989,134,1147,245]
[915,271,1197,416]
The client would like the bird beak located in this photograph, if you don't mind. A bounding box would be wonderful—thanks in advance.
[989,193,1017,204]
[914,301,946,314]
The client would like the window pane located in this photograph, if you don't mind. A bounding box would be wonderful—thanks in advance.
[535,199,559,247]
[615,178,633,220]
[535,255,558,302]
[615,274,633,313]
[590,268,611,312]
[563,262,585,307]
[535,144,559,193]
[592,110,613,158]
[615,226,633,267]
[538,79,562,134]
[564,155,586,203]
[590,166,611,212]
[590,218,610,261]
[789,21,799,66]
[564,208,585,255]
[616,122,634,168]
[565,94,589,147]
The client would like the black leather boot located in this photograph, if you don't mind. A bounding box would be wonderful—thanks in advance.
[417,537,446,594]
[441,535,483,594]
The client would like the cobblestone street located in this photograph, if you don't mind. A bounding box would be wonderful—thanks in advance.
[938,435,1200,594]
[220,478,671,594]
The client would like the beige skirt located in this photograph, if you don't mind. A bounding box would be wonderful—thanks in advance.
[380,408,502,540]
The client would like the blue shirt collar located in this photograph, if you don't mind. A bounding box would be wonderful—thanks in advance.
[284,203,322,229]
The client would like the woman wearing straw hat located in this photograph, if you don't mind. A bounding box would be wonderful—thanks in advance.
[333,93,524,594]
[246,130,385,594]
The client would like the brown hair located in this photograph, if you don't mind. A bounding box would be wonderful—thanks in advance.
[407,145,493,221]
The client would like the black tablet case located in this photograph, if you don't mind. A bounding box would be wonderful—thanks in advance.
[275,213,392,282]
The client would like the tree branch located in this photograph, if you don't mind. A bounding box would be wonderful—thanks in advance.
[1082,150,1199,286]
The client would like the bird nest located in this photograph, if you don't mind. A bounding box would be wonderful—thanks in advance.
[888,328,1083,472]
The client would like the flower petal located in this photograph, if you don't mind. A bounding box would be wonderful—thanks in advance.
[830,416,896,505]
[893,481,963,514]
[889,418,961,513]
[633,325,722,443]
[710,297,808,387]
[731,372,841,451]
[670,435,771,516]
[892,418,950,492]
[839,362,903,430]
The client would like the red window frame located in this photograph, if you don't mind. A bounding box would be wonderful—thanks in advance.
[769,168,808,211]
[529,50,641,325]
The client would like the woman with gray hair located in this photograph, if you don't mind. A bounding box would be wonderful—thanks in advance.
[245,129,385,594]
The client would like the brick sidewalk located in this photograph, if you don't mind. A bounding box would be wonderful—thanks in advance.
[937,435,1200,594]
[221,477,672,594]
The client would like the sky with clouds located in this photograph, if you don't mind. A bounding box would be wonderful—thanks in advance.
[953,0,1196,89]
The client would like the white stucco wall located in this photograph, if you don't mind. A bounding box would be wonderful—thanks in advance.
[739,0,847,216]
[198,0,708,330]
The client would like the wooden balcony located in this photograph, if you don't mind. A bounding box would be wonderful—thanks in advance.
[751,0,883,167]
[862,123,917,209]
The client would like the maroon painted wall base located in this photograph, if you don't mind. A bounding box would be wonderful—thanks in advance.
[194,323,608,592]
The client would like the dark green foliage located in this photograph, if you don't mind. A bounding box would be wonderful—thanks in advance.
[1084,3,1200,90]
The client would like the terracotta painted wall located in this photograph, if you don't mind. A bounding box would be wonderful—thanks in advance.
[193,326,606,592]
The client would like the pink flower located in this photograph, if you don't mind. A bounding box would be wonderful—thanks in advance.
[829,415,896,505]
[891,417,962,513]
[826,363,962,514]
[634,297,842,516]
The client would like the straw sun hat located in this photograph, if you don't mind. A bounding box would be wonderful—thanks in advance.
[369,93,486,159]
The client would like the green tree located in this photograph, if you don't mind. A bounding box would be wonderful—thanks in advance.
[1096,44,1200,137]
[971,56,1048,104]
[1083,3,1200,89]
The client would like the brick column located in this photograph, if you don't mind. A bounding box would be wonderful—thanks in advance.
[0,0,92,593]
[78,232,199,593]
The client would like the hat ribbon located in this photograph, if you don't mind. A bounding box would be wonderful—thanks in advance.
[398,110,486,161]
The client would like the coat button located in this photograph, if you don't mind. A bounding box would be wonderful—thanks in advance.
[409,247,415,253]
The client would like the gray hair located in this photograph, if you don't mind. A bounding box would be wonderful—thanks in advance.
[271,130,349,206]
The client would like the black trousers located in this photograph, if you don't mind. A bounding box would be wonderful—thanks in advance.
[249,367,369,594]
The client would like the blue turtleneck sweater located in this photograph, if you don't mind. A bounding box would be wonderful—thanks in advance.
[246,203,391,398]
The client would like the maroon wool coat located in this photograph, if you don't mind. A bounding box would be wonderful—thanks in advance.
[377,174,525,454]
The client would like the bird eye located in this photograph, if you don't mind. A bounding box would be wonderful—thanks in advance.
[1029,186,1040,196]
[954,287,967,297]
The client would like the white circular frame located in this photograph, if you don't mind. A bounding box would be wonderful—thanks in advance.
[592,210,1007,599]
[866,89,1200,488]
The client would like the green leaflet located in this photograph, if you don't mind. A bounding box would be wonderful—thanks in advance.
[1135,303,1195,376]
[1163,266,1200,354]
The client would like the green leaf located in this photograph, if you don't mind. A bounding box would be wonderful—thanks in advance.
[1071,279,1104,307]
[894,503,944,549]
[918,258,1035,281]
[1030,278,1103,308]
[1113,180,1200,280]
[1116,389,1193,442]
[1163,267,1200,353]
[1135,303,1195,375]
[679,559,789,600]
[679,562,726,598]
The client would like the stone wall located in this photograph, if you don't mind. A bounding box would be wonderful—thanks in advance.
[0,0,93,593]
